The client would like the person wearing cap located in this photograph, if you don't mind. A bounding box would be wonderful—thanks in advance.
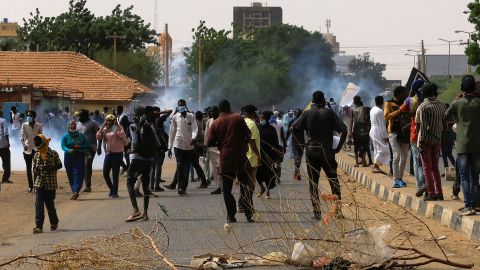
[96,114,126,198]
[291,90,347,220]
[415,83,446,201]
[32,134,62,234]
[400,79,426,196]
[445,75,480,216]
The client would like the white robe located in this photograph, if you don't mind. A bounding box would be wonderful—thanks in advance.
[369,106,391,165]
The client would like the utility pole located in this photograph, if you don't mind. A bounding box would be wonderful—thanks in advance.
[198,40,202,110]
[421,40,427,74]
[107,32,126,70]
[165,24,170,90]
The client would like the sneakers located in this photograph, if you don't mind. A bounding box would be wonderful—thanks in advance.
[33,227,43,234]
[451,195,460,200]
[415,186,427,197]
[392,179,401,188]
[83,187,92,193]
[424,195,437,201]
[460,208,476,216]
[398,179,407,187]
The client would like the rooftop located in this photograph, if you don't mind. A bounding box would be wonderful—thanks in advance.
[0,51,152,101]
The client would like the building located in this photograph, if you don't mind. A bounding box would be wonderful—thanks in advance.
[323,33,340,55]
[146,32,172,62]
[233,2,282,33]
[0,51,155,116]
[0,18,19,40]
[422,54,474,78]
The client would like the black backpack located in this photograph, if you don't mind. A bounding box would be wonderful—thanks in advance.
[133,121,158,157]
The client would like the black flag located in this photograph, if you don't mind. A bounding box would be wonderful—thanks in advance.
[406,67,429,90]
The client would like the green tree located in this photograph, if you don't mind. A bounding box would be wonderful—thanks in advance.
[94,49,159,88]
[347,53,386,88]
[184,23,335,108]
[0,38,25,51]
[19,0,158,86]
[466,0,480,72]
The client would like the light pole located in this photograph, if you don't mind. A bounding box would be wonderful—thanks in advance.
[405,53,417,67]
[407,49,422,69]
[455,30,475,73]
[438,38,458,79]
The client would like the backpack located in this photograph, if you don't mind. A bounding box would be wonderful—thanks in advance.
[133,121,158,157]
[397,111,411,144]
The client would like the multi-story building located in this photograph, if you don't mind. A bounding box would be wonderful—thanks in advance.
[233,2,282,33]
[146,32,172,62]
[0,18,19,40]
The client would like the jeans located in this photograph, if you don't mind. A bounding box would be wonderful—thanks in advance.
[24,150,35,189]
[84,150,96,188]
[441,141,456,168]
[65,152,86,193]
[458,153,480,209]
[126,159,151,211]
[453,158,461,197]
[35,188,59,229]
[420,144,443,196]
[292,144,304,171]
[151,151,166,189]
[103,152,123,196]
[306,149,341,216]
[174,148,194,191]
[388,133,409,180]
[0,147,11,182]
[410,143,425,189]
[222,170,253,220]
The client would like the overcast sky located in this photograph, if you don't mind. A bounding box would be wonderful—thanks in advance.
[4,0,474,82]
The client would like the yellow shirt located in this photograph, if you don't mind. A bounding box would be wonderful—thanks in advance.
[245,118,260,167]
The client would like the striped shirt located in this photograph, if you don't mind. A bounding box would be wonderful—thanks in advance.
[415,97,446,146]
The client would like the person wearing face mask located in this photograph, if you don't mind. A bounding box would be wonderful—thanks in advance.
[369,96,390,174]
[168,99,198,196]
[21,110,43,193]
[256,111,282,199]
[76,109,100,193]
[61,120,90,200]
[32,134,63,234]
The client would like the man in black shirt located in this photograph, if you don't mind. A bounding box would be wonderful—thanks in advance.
[292,91,347,220]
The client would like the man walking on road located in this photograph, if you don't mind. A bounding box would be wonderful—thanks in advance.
[384,86,409,188]
[445,75,480,216]
[291,91,347,220]
[21,110,42,193]
[77,109,100,193]
[126,106,161,222]
[415,83,446,201]
[369,96,390,174]
[168,99,198,196]
[207,100,254,223]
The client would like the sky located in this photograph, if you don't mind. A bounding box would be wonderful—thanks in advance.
[3,0,474,82]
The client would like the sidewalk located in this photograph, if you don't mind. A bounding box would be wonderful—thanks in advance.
[336,151,480,242]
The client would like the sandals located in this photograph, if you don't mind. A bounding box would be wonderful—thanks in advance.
[71,193,79,200]
[126,212,143,222]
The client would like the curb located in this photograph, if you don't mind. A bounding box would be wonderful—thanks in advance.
[336,157,480,242]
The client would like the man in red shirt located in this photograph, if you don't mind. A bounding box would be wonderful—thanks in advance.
[207,100,254,223]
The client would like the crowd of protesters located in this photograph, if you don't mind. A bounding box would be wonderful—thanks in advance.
[0,76,479,233]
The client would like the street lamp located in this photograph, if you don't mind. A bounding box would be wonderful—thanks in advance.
[438,38,458,79]
[455,30,475,73]
[405,53,417,67]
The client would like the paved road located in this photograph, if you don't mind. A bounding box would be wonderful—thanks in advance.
[1,158,334,268]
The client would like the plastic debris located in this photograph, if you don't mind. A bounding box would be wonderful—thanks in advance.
[291,242,318,266]
[344,225,394,266]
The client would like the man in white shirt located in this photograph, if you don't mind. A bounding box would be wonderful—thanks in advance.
[0,112,11,184]
[10,107,21,138]
[21,110,42,192]
[168,99,198,195]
